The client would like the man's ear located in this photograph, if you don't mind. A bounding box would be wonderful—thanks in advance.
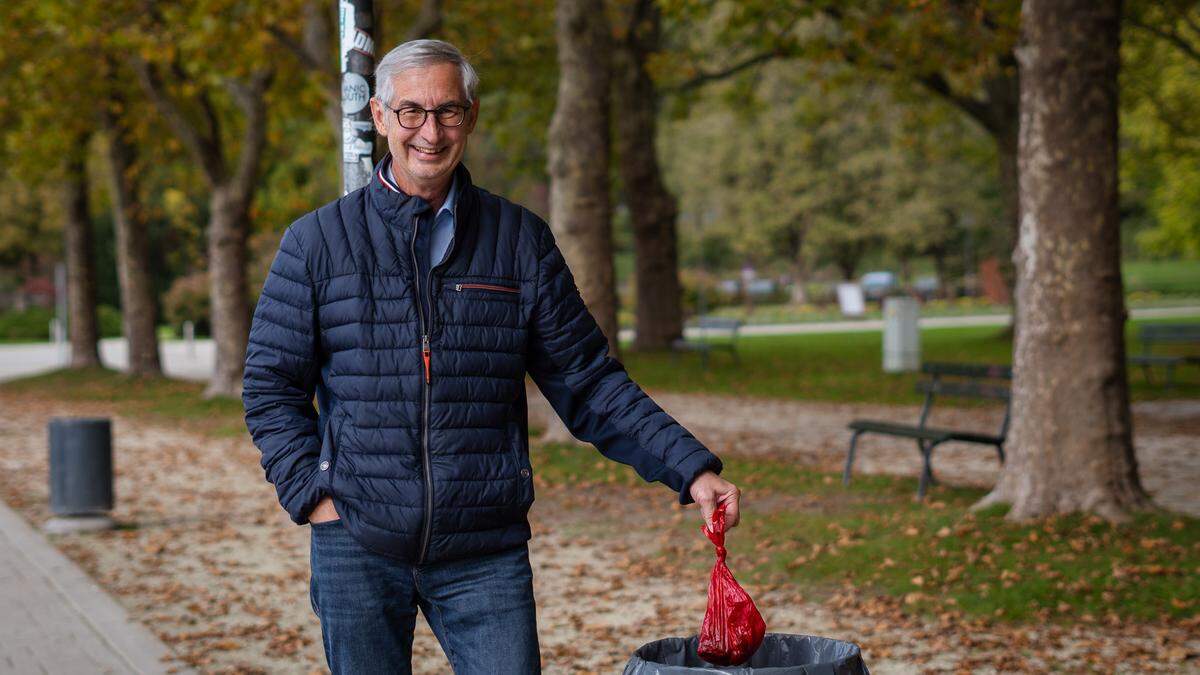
[369,98,389,137]
[464,98,480,133]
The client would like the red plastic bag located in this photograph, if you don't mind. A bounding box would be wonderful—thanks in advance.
[696,500,766,666]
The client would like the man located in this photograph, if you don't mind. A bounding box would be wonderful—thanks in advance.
[242,39,741,674]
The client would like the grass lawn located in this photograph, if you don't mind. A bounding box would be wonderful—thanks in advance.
[619,317,1200,404]
[1124,259,1200,296]
[533,440,1200,625]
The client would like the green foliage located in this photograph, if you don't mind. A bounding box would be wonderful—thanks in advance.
[162,271,211,337]
[660,38,999,283]
[1122,1,1200,259]
[0,307,54,341]
[0,305,122,341]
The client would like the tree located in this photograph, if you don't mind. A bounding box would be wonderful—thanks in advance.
[0,1,102,363]
[126,2,279,398]
[613,0,685,351]
[100,68,163,377]
[547,0,620,357]
[975,0,1149,521]
[62,134,102,368]
[671,1,1022,293]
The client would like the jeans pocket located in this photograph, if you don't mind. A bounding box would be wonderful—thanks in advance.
[311,517,343,528]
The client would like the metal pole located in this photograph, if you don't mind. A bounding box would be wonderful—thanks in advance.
[340,0,376,195]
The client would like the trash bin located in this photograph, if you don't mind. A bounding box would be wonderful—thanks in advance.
[623,633,870,675]
[44,416,115,534]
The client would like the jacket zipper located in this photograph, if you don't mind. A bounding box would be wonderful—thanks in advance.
[411,214,434,565]
[413,188,463,565]
[453,282,519,294]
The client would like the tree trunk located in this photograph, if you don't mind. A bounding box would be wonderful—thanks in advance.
[61,138,102,368]
[101,103,163,377]
[614,0,684,352]
[203,186,253,399]
[974,0,1148,521]
[128,60,271,399]
[547,0,619,358]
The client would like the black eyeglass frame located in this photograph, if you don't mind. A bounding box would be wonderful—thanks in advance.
[384,102,471,129]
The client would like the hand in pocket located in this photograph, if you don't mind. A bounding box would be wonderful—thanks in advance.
[308,495,340,524]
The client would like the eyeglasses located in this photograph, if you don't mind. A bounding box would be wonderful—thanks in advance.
[385,102,470,129]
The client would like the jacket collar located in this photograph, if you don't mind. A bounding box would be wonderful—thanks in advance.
[366,152,475,236]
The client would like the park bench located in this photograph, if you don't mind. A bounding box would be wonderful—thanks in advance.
[670,316,742,367]
[843,362,1012,498]
[1129,323,1200,386]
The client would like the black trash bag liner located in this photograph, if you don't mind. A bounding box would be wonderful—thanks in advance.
[623,633,870,675]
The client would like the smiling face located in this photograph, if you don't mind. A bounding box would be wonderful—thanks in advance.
[369,61,479,200]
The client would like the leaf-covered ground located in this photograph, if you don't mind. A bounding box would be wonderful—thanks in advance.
[0,375,1196,673]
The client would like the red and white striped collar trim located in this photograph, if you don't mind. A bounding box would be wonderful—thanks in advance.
[377,161,402,194]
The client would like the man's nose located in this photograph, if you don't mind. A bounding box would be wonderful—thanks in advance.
[418,112,445,141]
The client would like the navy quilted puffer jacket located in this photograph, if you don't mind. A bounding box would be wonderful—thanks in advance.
[242,155,724,565]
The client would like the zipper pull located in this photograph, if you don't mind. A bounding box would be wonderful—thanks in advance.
[422,334,431,384]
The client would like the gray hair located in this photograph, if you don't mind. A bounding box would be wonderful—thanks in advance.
[374,39,480,106]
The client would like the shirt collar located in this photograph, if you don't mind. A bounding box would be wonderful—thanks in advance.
[382,159,458,217]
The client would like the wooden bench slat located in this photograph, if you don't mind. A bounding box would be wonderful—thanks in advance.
[921,361,1012,380]
[916,380,1011,400]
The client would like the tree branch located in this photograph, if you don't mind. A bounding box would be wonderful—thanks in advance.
[128,54,226,185]
[915,71,1001,135]
[667,50,781,93]
[1127,16,1200,66]
[225,69,275,202]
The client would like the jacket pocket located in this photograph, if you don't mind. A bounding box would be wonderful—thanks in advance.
[506,421,533,505]
[318,411,346,490]
[454,282,520,295]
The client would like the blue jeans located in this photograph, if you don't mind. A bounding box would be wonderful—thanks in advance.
[308,519,541,674]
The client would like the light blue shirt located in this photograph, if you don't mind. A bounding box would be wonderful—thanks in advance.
[385,162,458,267]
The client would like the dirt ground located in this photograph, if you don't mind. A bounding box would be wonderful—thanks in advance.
[0,388,1196,673]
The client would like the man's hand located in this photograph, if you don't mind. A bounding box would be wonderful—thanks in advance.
[688,470,741,533]
[308,495,340,524]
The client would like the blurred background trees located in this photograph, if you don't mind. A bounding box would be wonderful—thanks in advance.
[0,0,1196,384]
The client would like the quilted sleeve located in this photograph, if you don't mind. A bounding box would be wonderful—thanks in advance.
[526,220,723,505]
[242,224,325,525]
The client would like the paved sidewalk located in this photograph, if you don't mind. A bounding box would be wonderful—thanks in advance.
[0,502,188,674]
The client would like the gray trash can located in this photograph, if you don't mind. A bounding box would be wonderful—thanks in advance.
[623,633,870,675]
[44,417,115,533]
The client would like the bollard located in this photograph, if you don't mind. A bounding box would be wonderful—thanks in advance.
[183,320,195,358]
[44,417,115,534]
[882,296,921,373]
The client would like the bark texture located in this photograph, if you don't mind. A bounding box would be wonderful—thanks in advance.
[976,0,1149,521]
[614,0,684,351]
[62,139,102,368]
[101,99,162,377]
[547,0,620,358]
